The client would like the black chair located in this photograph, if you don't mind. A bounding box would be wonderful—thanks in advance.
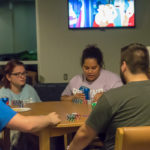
[34,83,68,101]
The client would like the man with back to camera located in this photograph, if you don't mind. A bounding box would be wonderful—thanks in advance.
[68,43,150,150]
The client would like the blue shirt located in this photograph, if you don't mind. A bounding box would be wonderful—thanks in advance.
[0,101,17,131]
[0,84,41,104]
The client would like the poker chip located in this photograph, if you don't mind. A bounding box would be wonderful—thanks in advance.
[72,99,83,104]
[66,112,81,121]
[91,102,97,109]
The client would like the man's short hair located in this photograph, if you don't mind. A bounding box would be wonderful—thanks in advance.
[121,43,149,74]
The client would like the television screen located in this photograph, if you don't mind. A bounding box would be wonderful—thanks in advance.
[68,0,135,29]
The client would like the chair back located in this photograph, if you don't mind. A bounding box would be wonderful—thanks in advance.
[115,126,150,150]
[34,83,68,101]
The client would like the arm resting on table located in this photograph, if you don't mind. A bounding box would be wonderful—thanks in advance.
[6,112,61,133]
[61,93,85,101]
[61,95,74,101]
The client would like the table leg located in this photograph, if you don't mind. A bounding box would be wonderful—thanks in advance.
[64,134,68,149]
[39,128,50,150]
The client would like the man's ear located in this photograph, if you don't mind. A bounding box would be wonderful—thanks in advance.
[121,61,127,73]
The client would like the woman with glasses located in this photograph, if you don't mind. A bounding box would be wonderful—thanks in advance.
[0,59,41,150]
[0,59,41,104]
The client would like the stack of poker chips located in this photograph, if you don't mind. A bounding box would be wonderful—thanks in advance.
[11,100,24,107]
[72,99,83,104]
[66,113,81,121]
[72,99,88,104]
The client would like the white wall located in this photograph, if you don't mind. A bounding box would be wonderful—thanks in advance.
[36,0,150,83]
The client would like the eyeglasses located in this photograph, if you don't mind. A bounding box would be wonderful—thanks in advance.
[11,71,28,77]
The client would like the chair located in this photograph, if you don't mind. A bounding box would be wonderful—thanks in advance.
[115,126,150,150]
[34,83,68,101]
[26,70,38,86]
[0,128,10,150]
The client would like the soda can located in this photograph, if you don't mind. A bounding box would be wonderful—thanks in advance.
[79,86,90,100]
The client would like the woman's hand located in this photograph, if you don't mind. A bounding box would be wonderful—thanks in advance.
[73,93,85,101]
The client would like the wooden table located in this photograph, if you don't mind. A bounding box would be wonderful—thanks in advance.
[22,101,91,150]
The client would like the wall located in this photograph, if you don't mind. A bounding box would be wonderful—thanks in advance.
[0,3,13,54]
[36,0,150,83]
[0,2,36,54]
[14,2,37,53]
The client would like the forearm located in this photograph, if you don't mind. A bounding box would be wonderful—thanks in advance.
[61,95,74,101]
[69,124,97,150]
[7,113,55,133]
[61,93,85,101]
[21,115,51,132]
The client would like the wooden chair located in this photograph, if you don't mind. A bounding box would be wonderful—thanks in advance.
[27,70,38,86]
[115,126,150,150]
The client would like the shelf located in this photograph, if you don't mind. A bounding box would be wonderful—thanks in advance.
[0,60,38,65]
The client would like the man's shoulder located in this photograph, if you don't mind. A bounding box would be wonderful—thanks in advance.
[104,82,140,105]
[104,84,127,100]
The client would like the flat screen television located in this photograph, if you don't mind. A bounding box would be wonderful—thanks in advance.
[68,0,135,29]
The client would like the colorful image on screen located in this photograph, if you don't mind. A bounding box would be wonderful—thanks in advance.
[68,0,135,29]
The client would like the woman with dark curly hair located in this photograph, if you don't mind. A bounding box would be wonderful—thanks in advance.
[61,45,123,102]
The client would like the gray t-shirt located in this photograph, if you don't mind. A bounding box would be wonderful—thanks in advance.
[86,80,150,150]
[62,69,123,99]
[0,84,41,104]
